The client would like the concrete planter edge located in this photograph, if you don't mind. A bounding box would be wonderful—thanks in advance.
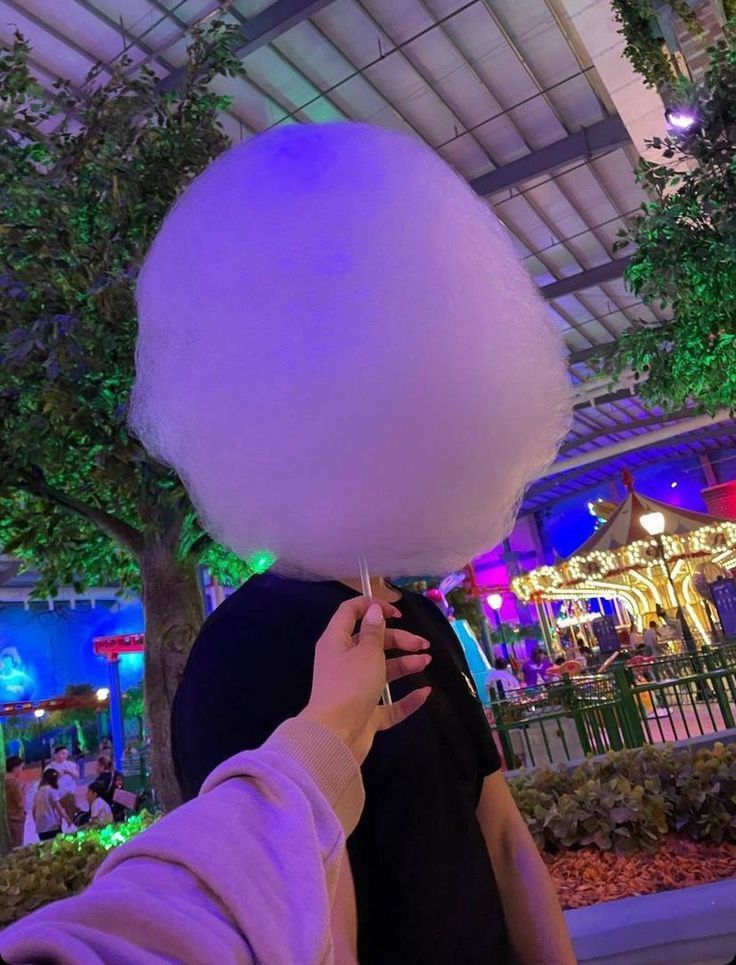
[566,876,736,965]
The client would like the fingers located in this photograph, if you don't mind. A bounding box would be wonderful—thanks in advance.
[376,686,432,732]
[382,628,430,654]
[386,653,431,683]
[326,596,401,639]
[357,601,388,653]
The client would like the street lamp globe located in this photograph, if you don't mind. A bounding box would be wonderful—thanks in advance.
[487,592,503,611]
[96,687,110,702]
[33,708,45,719]
[640,511,665,537]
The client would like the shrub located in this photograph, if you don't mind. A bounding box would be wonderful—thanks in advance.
[509,741,736,855]
[0,812,155,927]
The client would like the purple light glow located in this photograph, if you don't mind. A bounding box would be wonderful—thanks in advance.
[665,107,698,131]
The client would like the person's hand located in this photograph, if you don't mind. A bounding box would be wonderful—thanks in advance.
[300,597,432,764]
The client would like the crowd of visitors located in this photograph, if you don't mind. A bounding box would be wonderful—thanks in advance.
[4,744,129,848]
[485,640,598,701]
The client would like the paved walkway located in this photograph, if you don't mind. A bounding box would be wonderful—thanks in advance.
[638,701,732,745]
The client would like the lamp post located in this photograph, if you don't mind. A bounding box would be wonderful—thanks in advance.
[487,593,506,659]
[640,511,699,655]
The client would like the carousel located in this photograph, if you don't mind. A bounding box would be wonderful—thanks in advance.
[512,479,736,654]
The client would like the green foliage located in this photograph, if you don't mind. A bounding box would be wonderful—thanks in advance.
[488,621,542,644]
[510,741,736,855]
[610,0,700,88]
[610,28,736,413]
[0,25,257,595]
[446,585,485,640]
[123,685,144,721]
[0,811,155,925]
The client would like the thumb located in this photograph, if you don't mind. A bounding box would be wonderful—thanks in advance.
[359,602,386,651]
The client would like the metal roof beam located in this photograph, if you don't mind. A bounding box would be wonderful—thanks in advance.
[523,420,736,511]
[541,255,632,299]
[544,410,731,481]
[559,409,696,454]
[569,342,618,365]
[470,115,630,197]
[160,0,336,92]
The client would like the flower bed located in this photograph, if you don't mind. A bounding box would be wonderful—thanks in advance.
[0,812,155,927]
[548,835,736,909]
[509,741,736,855]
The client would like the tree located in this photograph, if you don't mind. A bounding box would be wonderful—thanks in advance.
[0,25,265,809]
[610,27,736,413]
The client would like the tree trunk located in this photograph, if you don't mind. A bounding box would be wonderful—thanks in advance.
[0,724,10,856]
[139,544,204,812]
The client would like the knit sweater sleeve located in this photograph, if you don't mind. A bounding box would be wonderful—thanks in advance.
[0,718,364,965]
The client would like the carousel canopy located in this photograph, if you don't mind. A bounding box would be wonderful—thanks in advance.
[512,485,736,605]
[571,490,728,557]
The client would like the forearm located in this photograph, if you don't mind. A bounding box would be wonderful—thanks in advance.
[0,719,364,965]
[477,774,575,965]
[488,822,574,964]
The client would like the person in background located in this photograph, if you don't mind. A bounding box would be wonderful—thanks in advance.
[87,781,114,828]
[643,621,660,655]
[581,645,595,668]
[5,756,26,849]
[553,655,565,667]
[522,646,552,688]
[96,756,126,822]
[573,637,588,667]
[485,657,521,699]
[0,597,575,964]
[47,745,79,824]
[629,625,643,650]
[32,768,67,842]
[72,740,86,781]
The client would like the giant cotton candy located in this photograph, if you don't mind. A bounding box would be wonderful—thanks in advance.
[130,122,570,578]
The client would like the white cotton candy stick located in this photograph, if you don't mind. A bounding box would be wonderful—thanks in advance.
[358,554,392,706]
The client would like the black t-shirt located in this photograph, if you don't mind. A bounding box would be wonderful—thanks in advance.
[172,574,508,963]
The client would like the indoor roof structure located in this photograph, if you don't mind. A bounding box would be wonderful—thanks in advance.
[4,0,732,512]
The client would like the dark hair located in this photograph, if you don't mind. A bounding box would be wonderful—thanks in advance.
[582,646,593,656]
[88,780,107,798]
[649,621,657,628]
[493,657,509,670]
[5,755,22,773]
[40,768,59,789]
[97,756,113,771]
[53,744,68,755]
[554,656,565,666]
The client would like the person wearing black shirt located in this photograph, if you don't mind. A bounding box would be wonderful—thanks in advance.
[173,573,573,964]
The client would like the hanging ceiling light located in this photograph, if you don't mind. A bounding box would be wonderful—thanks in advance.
[664,107,699,132]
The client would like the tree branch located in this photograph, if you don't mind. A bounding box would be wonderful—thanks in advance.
[18,466,144,556]
[187,531,213,560]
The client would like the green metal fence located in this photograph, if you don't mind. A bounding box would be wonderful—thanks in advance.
[487,643,736,771]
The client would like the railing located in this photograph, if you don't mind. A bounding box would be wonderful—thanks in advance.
[487,643,736,771]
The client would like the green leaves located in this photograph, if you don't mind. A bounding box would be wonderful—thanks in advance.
[608,26,736,414]
[0,21,250,592]
[0,811,156,926]
[510,741,736,855]
[610,0,701,89]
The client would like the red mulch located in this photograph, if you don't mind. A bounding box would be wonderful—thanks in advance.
[545,836,736,910]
